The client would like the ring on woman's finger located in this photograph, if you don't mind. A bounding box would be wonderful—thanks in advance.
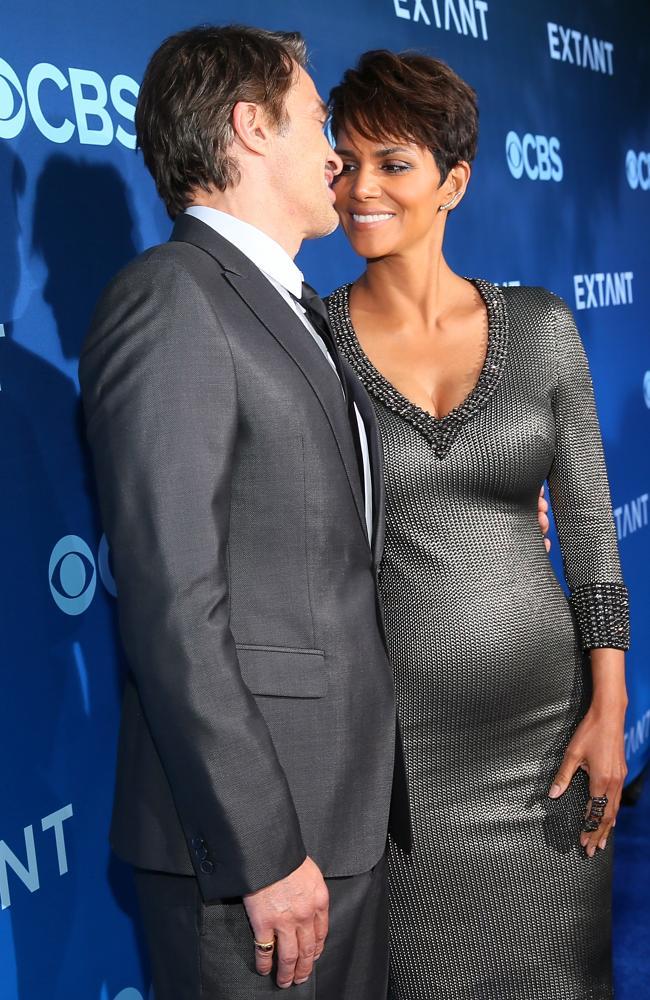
[254,938,276,953]
[590,795,608,817]
[582,794,608,832]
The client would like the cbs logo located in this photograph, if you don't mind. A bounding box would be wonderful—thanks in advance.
[0,56,137,148]
[49,534,116,616]
[626,150,650,191]
[505,131,563,182]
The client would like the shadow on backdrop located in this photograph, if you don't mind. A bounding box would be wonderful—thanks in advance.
[1,147,148,998]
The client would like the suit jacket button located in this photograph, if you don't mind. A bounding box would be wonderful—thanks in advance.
[200,860,215,874]
[191,837,205,851]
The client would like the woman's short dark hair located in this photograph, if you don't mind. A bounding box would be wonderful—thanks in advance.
[328,50,478,184]
[136,25,307,218]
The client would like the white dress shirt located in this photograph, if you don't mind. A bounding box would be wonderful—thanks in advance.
[184,206,373,542]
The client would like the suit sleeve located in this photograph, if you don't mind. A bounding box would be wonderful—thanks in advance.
[79,252,306,899]
[546,292,630,651]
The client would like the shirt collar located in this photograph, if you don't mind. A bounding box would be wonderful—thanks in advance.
[184,206,304,299]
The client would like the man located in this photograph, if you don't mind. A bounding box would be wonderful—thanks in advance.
[80,25,410,998]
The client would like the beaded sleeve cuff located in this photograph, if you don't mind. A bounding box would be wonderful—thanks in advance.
[570,581,630,651]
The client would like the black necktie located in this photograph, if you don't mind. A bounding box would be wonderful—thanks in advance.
[292,281,367,500]
[294,282,350,400]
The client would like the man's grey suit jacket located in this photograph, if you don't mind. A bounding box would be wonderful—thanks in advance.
[79,214,410,903]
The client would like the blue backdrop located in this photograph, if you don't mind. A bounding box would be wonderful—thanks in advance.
[1,1,649,996]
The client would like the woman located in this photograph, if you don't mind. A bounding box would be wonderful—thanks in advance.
[326,51,630,1000]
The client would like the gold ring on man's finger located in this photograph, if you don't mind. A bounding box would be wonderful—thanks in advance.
[254,938,276,953]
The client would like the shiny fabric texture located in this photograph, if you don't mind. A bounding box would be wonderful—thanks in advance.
[328,280,630,1000]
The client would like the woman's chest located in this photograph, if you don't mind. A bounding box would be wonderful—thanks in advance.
[373,337,558,503]
[358,322,488,422]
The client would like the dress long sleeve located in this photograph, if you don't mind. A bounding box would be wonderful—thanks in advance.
[546,293,630,651]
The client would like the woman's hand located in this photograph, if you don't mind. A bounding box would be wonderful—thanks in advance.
[548,648,627,856]
[538,485,551,553]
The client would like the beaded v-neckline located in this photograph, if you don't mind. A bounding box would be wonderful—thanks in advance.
[328,278,509,459]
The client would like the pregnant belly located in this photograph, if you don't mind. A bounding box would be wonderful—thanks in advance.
[379,561,584,735]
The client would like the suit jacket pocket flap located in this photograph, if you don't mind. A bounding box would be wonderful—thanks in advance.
[236,645,327,699]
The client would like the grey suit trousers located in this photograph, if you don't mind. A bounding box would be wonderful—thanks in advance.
[134,855,388,1000]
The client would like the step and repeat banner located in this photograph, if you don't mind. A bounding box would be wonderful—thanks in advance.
[1,1,649,995]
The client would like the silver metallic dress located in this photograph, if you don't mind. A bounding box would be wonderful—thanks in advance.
[327,281,630,1000]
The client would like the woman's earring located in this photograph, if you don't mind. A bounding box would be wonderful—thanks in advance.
[438,191,460,212]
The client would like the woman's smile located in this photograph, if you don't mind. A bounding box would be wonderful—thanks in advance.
[349,211,397,228]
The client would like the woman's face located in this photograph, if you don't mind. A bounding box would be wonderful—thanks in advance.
[333,126,446,259]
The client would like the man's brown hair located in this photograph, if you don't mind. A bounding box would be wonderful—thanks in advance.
[136,25,307,218]
[328,49,478,184]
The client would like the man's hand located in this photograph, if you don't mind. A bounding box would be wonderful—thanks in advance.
[538,485,551,553]
[243,856,329,989]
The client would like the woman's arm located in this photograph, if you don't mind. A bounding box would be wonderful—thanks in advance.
[543,293,630,856]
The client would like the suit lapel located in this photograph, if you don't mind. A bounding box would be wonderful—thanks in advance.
[344,364,386,569]
[170,216,368,540]
[225,271,368,536]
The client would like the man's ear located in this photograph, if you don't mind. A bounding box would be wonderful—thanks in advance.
[232,102,274,156]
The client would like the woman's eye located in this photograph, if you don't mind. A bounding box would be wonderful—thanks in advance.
[383,162,410,173]
[339,163,357,174]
